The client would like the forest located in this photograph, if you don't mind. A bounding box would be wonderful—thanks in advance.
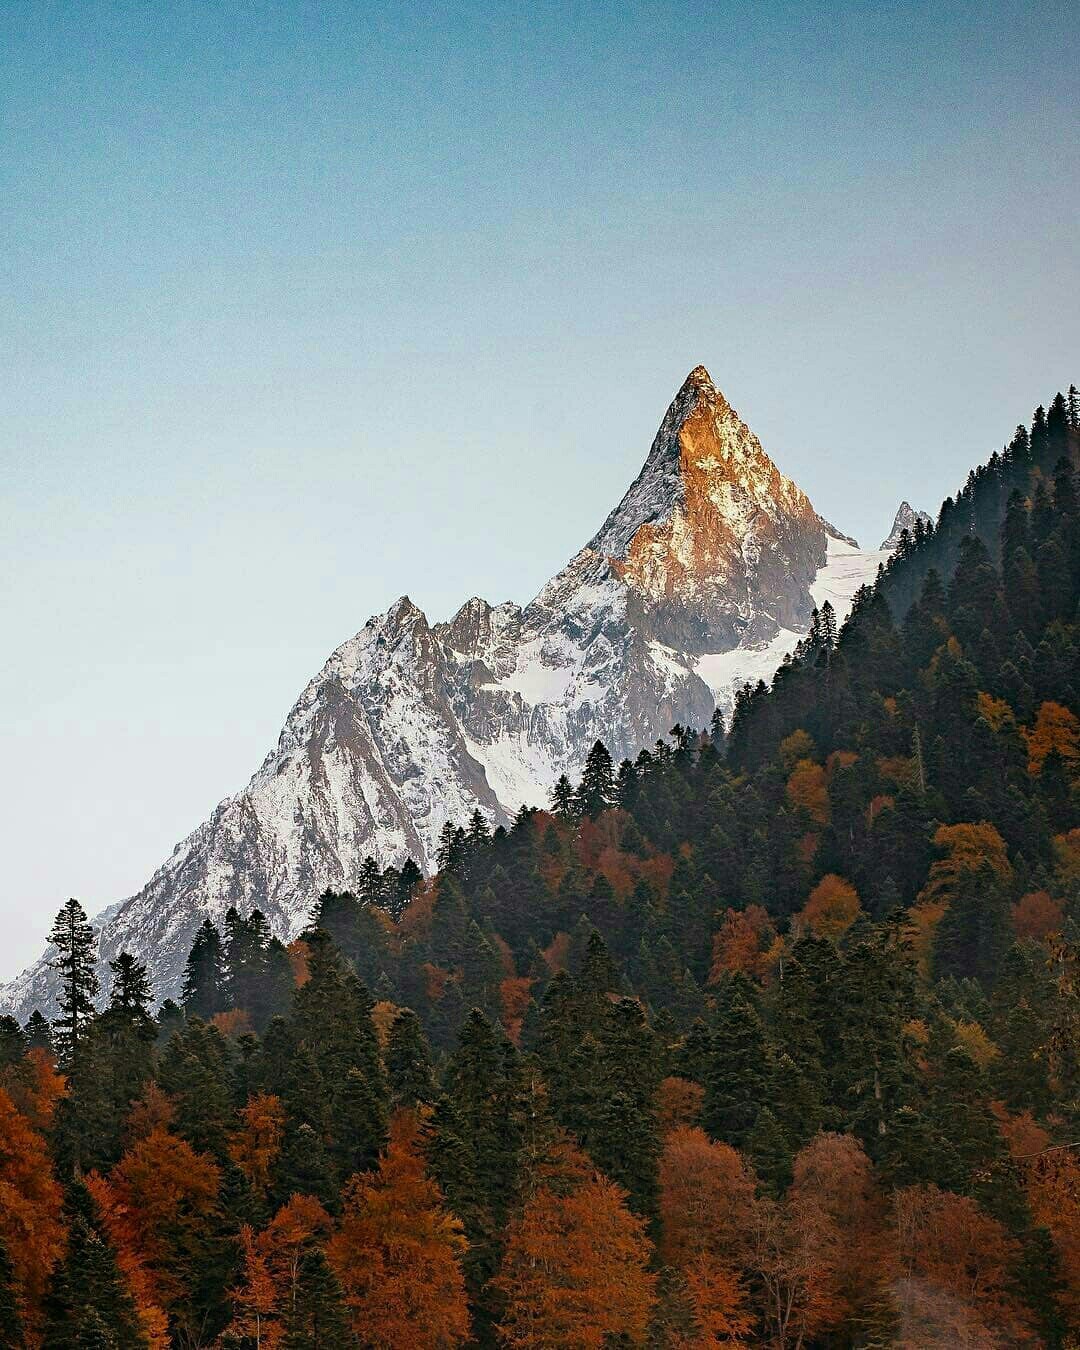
[1,386,1078,1348]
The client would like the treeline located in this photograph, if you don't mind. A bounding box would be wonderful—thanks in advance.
[0,388,1077,1347]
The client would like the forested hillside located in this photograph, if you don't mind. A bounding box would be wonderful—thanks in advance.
[1,388,1078,1348]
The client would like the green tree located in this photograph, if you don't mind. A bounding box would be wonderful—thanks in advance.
[48,898,99,1065]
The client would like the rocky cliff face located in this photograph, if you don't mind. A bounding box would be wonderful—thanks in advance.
[881,500,933,550]
[2,367,889,1018]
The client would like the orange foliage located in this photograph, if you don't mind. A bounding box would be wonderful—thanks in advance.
[421,962,450,1002]
[657,1076,705,1135]
[372,998,400,1049]
[287,939,310,987]
[1025,700,1080,775]
[499,975,533,1044]
[826,750,858,776]
[1,1046,66,1131]
[226,1194,334,1347]
[229,1092,286,1195]
[327,1111,470,1348]
[1025,1151,1080,1323]
[0,1087,65,1331]
[88,1124,221,1320]
[877,754,916,786]
[866,793,894,826]
[396,880,437,940]
[904,901,946,981]
[1011,890,1064,943]
[796,831,819,865]
[992,1104,1052,1158]
[211,1008,252,1037]
[637,852,675,894]
[678,1254,754,1347]
[125,1081,176,1141]
[893,1183,1031,1346]
[786,760,829,824]
[788,1133,891,1333]
[543,931,571,974]
[658,1126,757,1270]
[1053,828,1080,884]
[494,1150,657,1348]
[709,905,778,983]
[798,874,862,942]
[918,821,1012,906]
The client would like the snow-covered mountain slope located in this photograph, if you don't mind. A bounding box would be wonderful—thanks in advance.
[881,500,932,550]
[2,367,894,1019]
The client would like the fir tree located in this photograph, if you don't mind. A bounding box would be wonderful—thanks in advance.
[181,919,225,1021]
[48,897,99,1065]
[574,740,615,818]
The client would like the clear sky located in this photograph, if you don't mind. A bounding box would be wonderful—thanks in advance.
[2,1,1078,983]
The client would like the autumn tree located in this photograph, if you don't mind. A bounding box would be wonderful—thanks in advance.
[327,1111,470,1349]
[87,1123,221,1339]
[0,1088,66,1337]
[493,1140,656,1348]
[797,874,862,942]
[893,1183,1031,1346]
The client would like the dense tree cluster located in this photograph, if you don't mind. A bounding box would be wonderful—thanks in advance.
[1,388,1078,1346]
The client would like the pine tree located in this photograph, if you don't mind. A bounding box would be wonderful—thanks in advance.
[550,773,576,817]
[280,1248,355,1348]
[0,1238,25,1349]
[386,1008,436,1107]
[574,740,615,818]
[181,919,225,1021]
[48,898,99,1065]
[23,1010,54,1055]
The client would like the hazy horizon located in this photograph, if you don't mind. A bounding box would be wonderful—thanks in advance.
[3,0,1079,983]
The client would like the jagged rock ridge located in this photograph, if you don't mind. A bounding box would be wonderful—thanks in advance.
[2,367,891,1017]
[881,500,932,550]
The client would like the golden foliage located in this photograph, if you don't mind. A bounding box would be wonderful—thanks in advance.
[918,821,1012,907]
[1025,700,1080,775]
[786,760,830,825]
[798,875,862,942]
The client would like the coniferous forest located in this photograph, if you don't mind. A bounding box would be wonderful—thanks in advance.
[2,389,1078,1348]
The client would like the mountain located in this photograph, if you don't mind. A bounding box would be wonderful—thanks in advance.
[880,500,932,549]
[1,366,893,1018]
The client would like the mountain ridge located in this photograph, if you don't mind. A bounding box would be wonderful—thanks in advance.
[1,366,895,1018]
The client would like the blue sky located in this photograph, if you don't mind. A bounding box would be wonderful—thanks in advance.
[2,0,1078,981]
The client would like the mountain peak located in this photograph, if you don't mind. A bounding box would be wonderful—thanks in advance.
[881,501,932,550]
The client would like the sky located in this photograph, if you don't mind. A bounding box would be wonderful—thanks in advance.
[2,0,1078,983]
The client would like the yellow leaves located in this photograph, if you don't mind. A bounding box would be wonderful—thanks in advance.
[976,691,1014,732]
[904,903,946,982]
[779,729,816,771]
[1025,700,1080,775]
[951,1021,999,1071]
[798,875,862,942]
[1052,828,1080,884]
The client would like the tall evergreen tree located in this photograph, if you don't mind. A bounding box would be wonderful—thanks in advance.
[181,919,225,1021]
[47,897,99,1065]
